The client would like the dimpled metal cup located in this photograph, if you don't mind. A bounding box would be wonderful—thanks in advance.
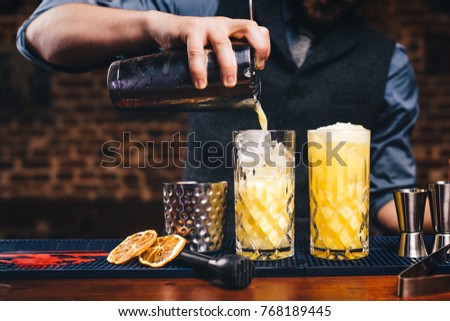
[163,181,228,252]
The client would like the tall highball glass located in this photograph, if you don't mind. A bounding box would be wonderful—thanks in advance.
[308,124,370,260]
[233,130,295,260]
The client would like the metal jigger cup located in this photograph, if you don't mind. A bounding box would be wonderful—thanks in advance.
[427,181,450,253]
[393,188,428,258]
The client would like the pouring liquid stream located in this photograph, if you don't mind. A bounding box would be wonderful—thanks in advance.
[254,101,268,130]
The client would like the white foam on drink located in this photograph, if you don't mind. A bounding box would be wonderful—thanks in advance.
[309,122,370,144]
[316,122,365,131]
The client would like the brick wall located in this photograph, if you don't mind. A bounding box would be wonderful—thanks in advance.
[361,0,450,183]
[0,0,186,237]
[0,0,449,237]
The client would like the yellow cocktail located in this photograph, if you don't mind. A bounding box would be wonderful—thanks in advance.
[308,123,370,260]
[234,130,295,260]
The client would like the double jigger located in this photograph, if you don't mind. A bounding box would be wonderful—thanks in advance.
[428,181,450,252]
[394,181,450,258]
[394,188,428,258]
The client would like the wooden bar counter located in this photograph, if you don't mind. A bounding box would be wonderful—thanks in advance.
[1,275,449,300]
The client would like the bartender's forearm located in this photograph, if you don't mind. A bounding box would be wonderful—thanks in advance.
[25,4,160,69]
[377,199,433,234]
[24,3,270,87]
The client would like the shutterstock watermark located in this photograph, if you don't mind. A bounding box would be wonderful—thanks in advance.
[99,131,347,169]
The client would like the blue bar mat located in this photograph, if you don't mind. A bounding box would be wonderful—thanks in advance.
[0,237,448,279]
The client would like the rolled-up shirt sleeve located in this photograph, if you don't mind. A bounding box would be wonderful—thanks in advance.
[370,43,419,221]
[16,0,219,71]
[17,0,94,71]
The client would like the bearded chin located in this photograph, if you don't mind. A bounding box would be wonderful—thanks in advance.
[299,0,361,27]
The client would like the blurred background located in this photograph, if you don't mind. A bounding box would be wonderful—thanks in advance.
[0,0,449,238]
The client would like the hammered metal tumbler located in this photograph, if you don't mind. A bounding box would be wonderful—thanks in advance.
[163,181,228,252]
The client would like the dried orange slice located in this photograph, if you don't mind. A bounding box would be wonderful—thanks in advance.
[139,234,186,268]
[107,230,158,264]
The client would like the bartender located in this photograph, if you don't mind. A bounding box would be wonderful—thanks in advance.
[16,0,429,235]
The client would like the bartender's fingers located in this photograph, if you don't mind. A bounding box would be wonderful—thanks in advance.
[186,33,208,89]
[181,16,270,89]
[226,19,271,70]
[255,26,271,69]
[208,28,237,87]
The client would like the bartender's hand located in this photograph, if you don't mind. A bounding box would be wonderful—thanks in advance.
[151,12,270,89]
[25,4,270,89]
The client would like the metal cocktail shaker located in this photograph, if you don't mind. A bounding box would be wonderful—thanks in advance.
[107,43,260,111]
